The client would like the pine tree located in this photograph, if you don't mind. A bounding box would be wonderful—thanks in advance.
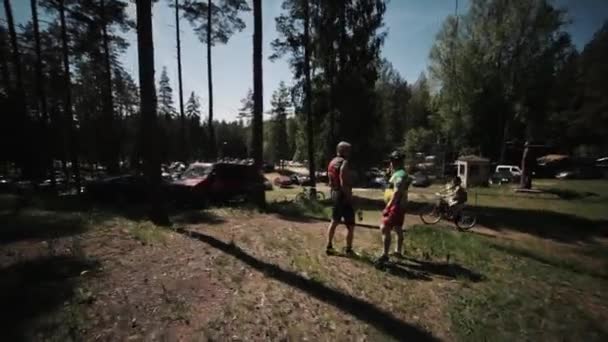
[185,91,201,119]
[158,66,176,119]
[181,0,250,159]
[237,88,253,122]
[252,0,265,207]
[135,0,165,223]
[270,82,291,167]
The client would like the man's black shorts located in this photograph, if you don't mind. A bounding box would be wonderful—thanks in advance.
[331,190,355,225]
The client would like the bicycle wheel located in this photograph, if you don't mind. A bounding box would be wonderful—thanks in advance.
[294,192,307,203]
[455,210,477,231]
[315,191,325,201]
[420,204,442,224]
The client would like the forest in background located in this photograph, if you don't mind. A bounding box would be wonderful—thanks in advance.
[1,0,606,182]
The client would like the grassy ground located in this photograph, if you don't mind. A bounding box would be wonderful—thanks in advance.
[183,213,607,341]
[268,179,608,241]
[0,179,607,340]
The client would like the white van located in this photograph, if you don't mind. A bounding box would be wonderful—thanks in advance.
[495,165,522,176]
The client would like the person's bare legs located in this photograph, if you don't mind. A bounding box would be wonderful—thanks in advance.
[395,226,404,255]
[381,225,391,257]
[326,220,339,250]
[346,224,355,251]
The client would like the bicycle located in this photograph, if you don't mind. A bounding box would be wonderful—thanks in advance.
[294,187,326,203]
[419,193,477,231]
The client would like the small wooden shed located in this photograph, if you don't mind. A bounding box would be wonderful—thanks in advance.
[455,155,490,188]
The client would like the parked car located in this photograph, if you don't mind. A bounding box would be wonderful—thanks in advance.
[316,171,328,184]
[172,162,264,203]
[411,172,431,188]
[555,167,602,180]
[294,174,313,186]
[0,175,13,192]
[85,174,156,202]
[263,162,275,173]
[273,175,293,188]
[367,176,387,189]
[489,169,520,185]
[495,165,522,176]
[263,178,273,190]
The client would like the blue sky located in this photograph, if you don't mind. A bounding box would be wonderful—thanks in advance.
[3,0,608,121]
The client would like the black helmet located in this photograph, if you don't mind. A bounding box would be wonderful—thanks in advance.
[388,151,404,161]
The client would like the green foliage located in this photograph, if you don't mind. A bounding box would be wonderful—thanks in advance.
[273,0,388,169]
[406,73,431,130]
[375,59,410,150]
[548,22,608,155]
[237,88,253,122]
[403,127,435,159]
[429,0,573,160]
[158,66,176,119]
[181,0,250,46]
[215,120,248,159]
[269,82,292,163]
[185,91,201,120]
[185,92,204,159]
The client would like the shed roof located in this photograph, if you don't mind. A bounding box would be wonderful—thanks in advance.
[456,155,490,163]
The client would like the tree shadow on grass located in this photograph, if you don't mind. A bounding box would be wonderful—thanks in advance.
[0,211,88,244]
[541,188,600,200]
[3,192,229,229]
[474,205,608,243]
[171,210,226,225]
[172,227,439,341]
[0,255,99,341]
[353,195,608,244]
[333,251,484,282]
[266,200,329,224]
[395,257,485,282]
[489,243,608,280]
[332,251,432,281]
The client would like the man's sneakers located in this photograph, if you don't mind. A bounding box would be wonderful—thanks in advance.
[325,245,356,257]
[343,247,357,257]
[375,254,389,266]
[390,251,404,259]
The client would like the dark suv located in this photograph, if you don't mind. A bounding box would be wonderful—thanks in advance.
[172,162,264,204]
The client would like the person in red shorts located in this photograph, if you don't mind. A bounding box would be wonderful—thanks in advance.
[377,151,411,264]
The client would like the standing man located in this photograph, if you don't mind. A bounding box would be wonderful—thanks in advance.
[377,151,411,264]
[326,141,355,255]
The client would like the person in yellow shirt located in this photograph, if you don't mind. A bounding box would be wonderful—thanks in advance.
[377,151,411,264]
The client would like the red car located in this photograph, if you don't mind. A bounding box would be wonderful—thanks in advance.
[273,175,293,188]
[172,162,264,204]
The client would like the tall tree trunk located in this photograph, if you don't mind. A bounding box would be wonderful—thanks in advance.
[520,143,531,189]
[303,0,316,193]
[3,0,23,96]
[31,0,48,123]
[4,0,31,176]
[175,0,186,162]
[499,117,510,164]
[251,0,265,208]
[136,0,166,223]
[31,0,52,184]
[59,0,81,191]
[207,0,216,159]
[100,0,118,173]
[0,26,10,92]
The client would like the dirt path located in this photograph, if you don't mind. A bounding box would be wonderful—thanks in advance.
[2,205,604,341]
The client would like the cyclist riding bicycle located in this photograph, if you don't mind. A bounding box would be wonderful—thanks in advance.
[437,176,467,216]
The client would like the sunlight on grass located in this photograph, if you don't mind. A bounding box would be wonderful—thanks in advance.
[128,221,167,246]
